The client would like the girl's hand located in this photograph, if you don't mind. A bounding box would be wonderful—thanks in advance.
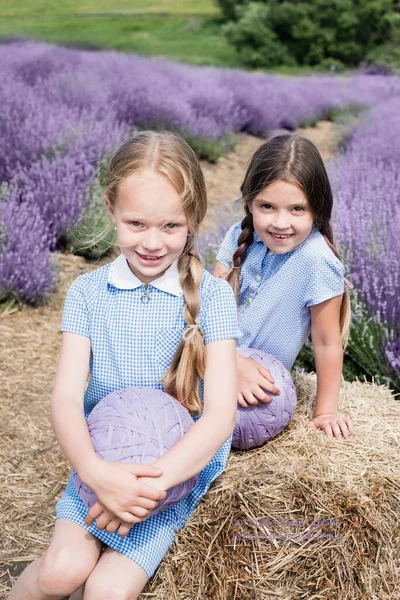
[86,460,167,524]
[85,502,138,537]
[306,413,353,439]
[84,471,168,536]
[237,354,280,408]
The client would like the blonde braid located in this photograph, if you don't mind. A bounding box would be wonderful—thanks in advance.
[163,243,205,414]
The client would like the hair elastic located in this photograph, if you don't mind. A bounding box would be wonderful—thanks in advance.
[182,324,204,342]
[344,278,354,290]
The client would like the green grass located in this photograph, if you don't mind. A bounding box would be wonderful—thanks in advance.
[1,0,220,18]
[0,0,242,67]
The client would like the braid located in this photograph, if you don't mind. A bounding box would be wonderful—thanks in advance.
[320,222,339,259]
[226,211,254,300]
[163,242,205,414]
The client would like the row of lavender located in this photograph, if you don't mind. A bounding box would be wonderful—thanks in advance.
[331,98,400,386]
[1,40,399,302]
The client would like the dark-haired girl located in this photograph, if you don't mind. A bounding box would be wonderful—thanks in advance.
[213,134,352,440]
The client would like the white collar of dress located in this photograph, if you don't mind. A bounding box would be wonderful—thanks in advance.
[108,253,183,297]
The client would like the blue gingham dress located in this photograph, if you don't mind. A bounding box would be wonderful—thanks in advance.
[216,223,345,370]
[56,254,240,578]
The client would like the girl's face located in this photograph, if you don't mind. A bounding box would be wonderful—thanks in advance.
[249,180,314,254]
[106,170,189,284]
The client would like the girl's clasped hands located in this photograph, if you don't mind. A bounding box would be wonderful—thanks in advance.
[84,461,166,536]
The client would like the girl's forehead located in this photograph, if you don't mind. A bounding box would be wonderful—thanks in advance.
[255,180,308,205]
[116,170,185,215]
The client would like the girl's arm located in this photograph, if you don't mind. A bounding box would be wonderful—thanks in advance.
[212,260,230,279]
[307,296,352,439]
[51,332,166,522]
[50,331,99,475]
[213,261,279,406]
[146,336,238,489]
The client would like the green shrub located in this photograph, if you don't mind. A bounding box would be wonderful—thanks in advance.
[181,131,238,162]
[219,0,399,69]
[224,3,296,68]
[214,0,249,21]
[66,157,116,260]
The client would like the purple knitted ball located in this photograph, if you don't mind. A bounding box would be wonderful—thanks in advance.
[72,387,198,517]
[232,348,297,450]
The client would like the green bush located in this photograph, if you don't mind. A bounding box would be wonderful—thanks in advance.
[66,157,116,260]
[365,23,400,72]
[224,3,296,68]
[180,131,238,163]
[218,0,399,69]
[214,0,249,21]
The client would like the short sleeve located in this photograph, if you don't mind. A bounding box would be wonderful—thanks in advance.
[215,222,241,268]
[61,276,91,338]
[200,278,241,345]
[305,254,345,308]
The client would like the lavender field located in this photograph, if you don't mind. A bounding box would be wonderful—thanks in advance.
[0,40,399,389]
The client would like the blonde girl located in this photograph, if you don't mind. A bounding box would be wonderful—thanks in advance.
[10,131,239,600]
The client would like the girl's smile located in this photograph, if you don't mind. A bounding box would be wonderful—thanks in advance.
[136,252,166,265]
[250,180,314,253]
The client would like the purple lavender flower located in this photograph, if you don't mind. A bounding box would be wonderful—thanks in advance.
[331,98,400,381]
[1,39,400,308]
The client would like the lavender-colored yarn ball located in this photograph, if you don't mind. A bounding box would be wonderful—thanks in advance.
[72,387,198,517]
[232,348,297,450]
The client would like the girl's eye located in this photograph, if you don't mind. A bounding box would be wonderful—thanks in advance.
[165,223,179,229]
[129,221,142,227]
[260,203,273,210]
[293,206,306,212]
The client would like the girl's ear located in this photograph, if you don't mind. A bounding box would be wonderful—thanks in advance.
[104,196,116,225]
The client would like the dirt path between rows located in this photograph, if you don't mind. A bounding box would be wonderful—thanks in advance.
[0,121,344,595]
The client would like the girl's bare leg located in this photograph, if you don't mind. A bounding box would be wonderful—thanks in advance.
[83,546,149,600]
[8,519,102,600]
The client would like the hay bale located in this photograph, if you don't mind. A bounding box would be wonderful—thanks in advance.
[142,374,400,600]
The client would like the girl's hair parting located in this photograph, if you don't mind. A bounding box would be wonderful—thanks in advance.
[226,134,350,347]
[106,130,207,413]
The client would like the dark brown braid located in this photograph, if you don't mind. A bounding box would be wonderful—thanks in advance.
[226,209,254,299]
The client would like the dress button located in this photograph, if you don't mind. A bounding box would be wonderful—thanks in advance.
[247,297,253,305]
[255,274,261,281]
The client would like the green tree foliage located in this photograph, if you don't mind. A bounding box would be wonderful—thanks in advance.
[216,0,399,68]
[215,0,249,20]
[224,3,296,67]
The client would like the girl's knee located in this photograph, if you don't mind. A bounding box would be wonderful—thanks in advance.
[37,549,92,597]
